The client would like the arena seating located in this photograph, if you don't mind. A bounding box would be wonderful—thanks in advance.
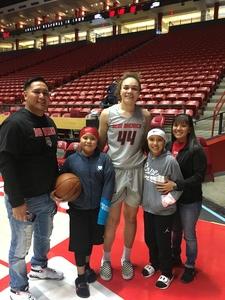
[57,140,68,168]
[0,20,225,125]
[150,115,165,128]
[0,30,153,112]
[48,21,225,122]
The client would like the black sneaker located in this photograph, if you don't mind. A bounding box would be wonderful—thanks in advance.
[75,277,90,298]
[181,267,196,283]
[85,267,97,283]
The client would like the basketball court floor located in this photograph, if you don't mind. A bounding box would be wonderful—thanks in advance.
[0,179,225,300]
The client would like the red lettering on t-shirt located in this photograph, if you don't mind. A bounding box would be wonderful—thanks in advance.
[33,128,43,137]
[124,123,141,129]
[42,127,56,136]
[112,124,123,128]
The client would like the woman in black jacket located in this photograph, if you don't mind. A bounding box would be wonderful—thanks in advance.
[156,114,207,284]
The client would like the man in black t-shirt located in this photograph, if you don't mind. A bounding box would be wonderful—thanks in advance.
[0,76,63,300]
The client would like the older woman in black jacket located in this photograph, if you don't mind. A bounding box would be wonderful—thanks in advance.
[156,114,207,284]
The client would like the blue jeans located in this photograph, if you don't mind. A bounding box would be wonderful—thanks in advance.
[5,194,57,291]
[172,201,201,268]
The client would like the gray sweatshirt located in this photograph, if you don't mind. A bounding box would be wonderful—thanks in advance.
[142,150,183,216]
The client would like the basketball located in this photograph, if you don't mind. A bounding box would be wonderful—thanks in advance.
[55,173,81,202]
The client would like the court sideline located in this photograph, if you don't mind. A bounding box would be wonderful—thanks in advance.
[0,178,225,300]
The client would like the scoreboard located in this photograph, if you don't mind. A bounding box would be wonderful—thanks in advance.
[0,1,162,39]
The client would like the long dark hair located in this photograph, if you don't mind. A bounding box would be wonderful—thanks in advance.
[171,114,200,153]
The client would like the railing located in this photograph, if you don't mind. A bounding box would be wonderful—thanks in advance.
[194,110,225,137]
[211,91,225,137]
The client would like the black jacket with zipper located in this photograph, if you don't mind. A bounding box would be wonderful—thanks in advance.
[166,141,207,204]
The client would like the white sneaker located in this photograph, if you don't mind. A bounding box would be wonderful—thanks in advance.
[29,266,64,280]
[10,289,36,300]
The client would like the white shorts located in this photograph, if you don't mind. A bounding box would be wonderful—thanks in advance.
[111,166,144,208]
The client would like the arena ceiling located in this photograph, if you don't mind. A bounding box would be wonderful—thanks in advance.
[0,0,225,39]
[0,1,224,28]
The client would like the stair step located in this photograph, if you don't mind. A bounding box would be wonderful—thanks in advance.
[214,89,225,94]
[205,103,217,110]
[202,111,216,117]
[185,76,225,139]
[194,130,212,139]
[210,96,220,102]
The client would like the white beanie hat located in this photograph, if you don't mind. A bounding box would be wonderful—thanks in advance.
[147,128,167,142]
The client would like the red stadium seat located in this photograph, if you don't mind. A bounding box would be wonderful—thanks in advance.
[143,94,154,101]
[160,100,172,105]
[146,100,158,105]
[186,100,200,109]
[62,112,71,117]
[51,112,61,117]
[173,100,185,106]
[161,87,172,94]
[197,86,210,97]
[168,81,178,88]
[2,111,11,116]
[70,108,81,117]
[177,93,191,102]
[191,81,201,88]
[151,108,164,115]
[184,109,194,116]
[166,93,177,101]
[173,87,184,94]
[65,142,80,158]
[151,88,161,95]
[57,140,68,167]
[179,81,189,88]
[164,108,179,115]
[150,115,165,129]
[185,87,197,93]
[202,80,215,91]
[136,100,146,106]
[190,93,205,105]
[155,93,165,101]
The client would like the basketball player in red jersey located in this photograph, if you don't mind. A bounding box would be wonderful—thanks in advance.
[98,72,151,281]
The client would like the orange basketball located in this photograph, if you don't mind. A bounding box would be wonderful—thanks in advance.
[55,173,81,202]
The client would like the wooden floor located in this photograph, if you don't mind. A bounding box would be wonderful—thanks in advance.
[0,181,225,300]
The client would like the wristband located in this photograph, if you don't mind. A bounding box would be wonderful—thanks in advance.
[97,197,111,225]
